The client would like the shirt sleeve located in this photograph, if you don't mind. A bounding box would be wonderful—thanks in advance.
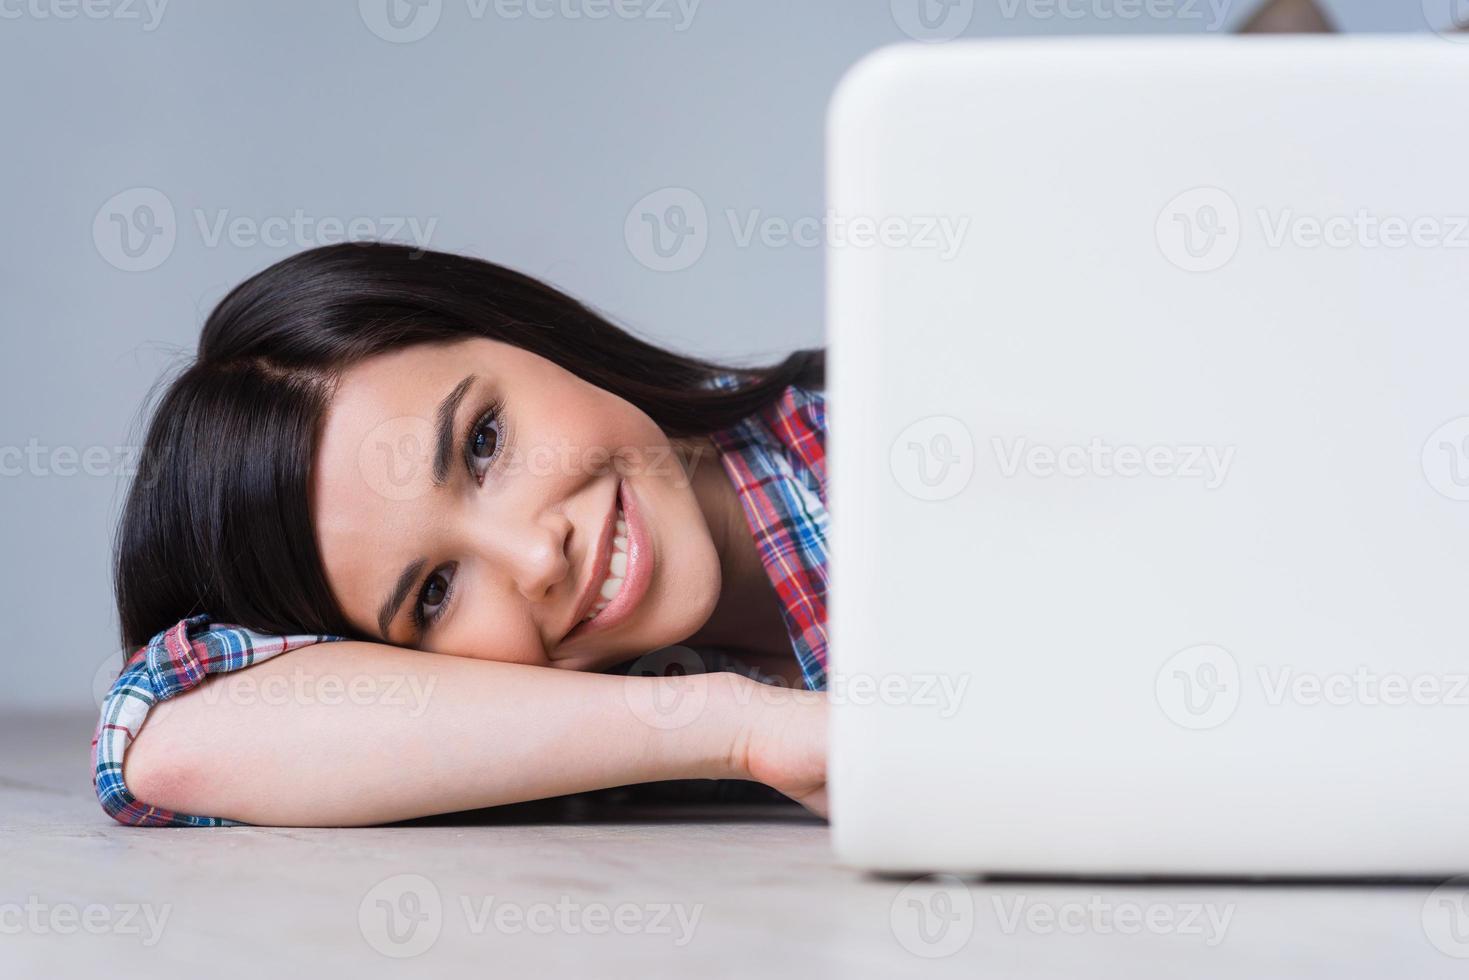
[91,613,343,827]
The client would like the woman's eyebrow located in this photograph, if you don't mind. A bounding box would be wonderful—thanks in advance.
[378,557,426,641]
[432,374,477,485]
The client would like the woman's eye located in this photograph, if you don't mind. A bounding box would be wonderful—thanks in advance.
[471,419,497,459]
[419,570,451,620]
[465,406,503,479]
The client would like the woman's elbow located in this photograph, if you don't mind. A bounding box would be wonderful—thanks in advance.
[118,704,213,819]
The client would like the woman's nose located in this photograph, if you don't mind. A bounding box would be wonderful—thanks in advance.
[499,512,573,603]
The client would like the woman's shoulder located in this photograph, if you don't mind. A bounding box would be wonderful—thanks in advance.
[705,369,825,441]
[705,372,826,502]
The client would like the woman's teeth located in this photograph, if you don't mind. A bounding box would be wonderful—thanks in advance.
[584,508,629,622]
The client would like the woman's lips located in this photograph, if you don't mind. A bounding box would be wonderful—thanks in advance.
[565,479,653,641]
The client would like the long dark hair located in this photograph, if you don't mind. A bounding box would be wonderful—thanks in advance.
[115,242,823,651]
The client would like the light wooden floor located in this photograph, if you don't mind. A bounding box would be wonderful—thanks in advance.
[2,711,1462,978]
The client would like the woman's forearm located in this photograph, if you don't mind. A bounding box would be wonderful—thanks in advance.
[122,641,767,826]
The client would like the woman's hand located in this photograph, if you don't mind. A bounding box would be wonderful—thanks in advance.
[723,675,829,817]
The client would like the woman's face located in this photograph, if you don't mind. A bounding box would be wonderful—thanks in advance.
[311,337,723,670]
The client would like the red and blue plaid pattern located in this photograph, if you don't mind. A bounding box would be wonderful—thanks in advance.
[707,378,829,690]
[93,377,829,826]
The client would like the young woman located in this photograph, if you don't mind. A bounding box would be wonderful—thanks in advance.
[93,242,830,827]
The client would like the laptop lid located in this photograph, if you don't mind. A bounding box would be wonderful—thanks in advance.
[828,37,1469,875]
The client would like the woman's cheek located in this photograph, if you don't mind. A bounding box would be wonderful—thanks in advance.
[436,618,551,667]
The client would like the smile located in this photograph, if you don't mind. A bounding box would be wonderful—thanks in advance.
[566,479,653,640]
[584,503,628,621]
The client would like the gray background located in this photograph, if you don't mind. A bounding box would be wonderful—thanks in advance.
[0,0,1451,710]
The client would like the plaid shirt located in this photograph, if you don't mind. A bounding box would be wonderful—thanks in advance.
[706,375,829,691]
[92,376,828,827]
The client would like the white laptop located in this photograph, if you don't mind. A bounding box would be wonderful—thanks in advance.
[827,37,1469,876]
